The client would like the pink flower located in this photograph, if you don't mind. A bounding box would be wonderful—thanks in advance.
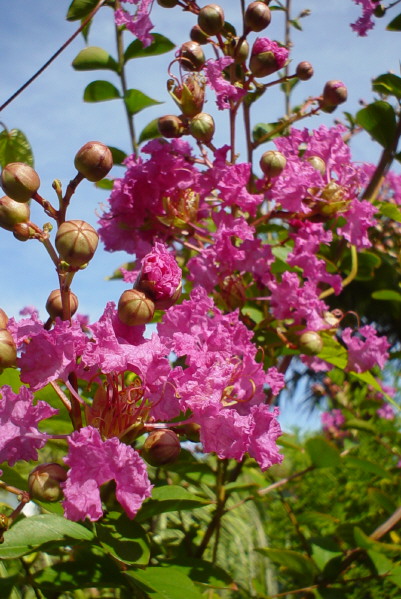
[137,241,182,302]
[321,409,345,432]
[376,403,395,420]
[62,426,152,521]
[336,198,377,249]
[115,0,154,47]
[251,38,289,68]
[351,0,376,36]
[0,386,57,466]
[342,325,390,373]
[204,57,247,110]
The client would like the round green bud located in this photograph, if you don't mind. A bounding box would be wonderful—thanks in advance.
[189,112,215,143]
[198,4,225,36]
[245,2,272,32]
[55,220,99,267]
[226,37,249,64]
[0,329,17,370]
[28,463,67,502]
[142,429,181,466]
[74,141,113,182]
[0,195,30,231]
[179,41,206,71]
[118,289,155,326]
[259,150,287,177]
[299,331,323,355]
[322,80,347,108]
[307,155,326,174]
[1,163,40,203]
[158,115,186,138]
[46,289,79,320]
[190,24,209,45]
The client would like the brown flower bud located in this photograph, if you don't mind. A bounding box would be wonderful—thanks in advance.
[28,463,67,502]
[0,195,30,231]
[0,308,9,329]
[46,289,79,320]
[158,115,186,138]
[157,0,178,6]
[299,331,323,355]
[198,4,225,36]
[153,282,182,310]
[12,222,33,241]
[118,289,155,326]
[226,37,249,64]
[190,24,209,45]
[74,141,113,182]
[0,329,17,370]
[260,150,287,177]
[142,429,181,466]
[189,112,215,143]
[55,220,99,267]
[296,61,314,81]
[178,41,206,72]
[1,163,40,203]
[321,80,347,112]
[245,2,272,32]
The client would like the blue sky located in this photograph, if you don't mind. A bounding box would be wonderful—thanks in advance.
[0,1,399,430]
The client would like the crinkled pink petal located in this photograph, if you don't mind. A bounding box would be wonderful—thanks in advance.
[351,0,375,36]
[0,386,57,466]
[62,426,152,521]
[342,325,389,372]
[204,57,247,110]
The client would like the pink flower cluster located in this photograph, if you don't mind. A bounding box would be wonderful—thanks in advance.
[351,0,376,36]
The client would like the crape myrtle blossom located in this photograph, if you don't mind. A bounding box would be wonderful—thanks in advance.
[377,403,396,420]
[351,0,376,36]
[114,0,154,47]
[136,241,182,303]
[204,57,247,110]
[62,426,152,522]
[342,325,390,373]
[321,408,345,434]
[0,385,57,466]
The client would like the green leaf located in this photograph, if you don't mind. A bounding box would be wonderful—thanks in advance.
[66,0,99,21]
[109,145,127,165]
[252,122,281,145]
[159,558,234,590]
[368,488,397,514]
[354,526,401,555]
[95,177,114,189]
[305,437,341,468]
[371,289,401,302]
[255,548,319,585]
[356,101,397,148]
[72,46,118,72]
[0,514,93,559]
[125,566,204,599]
[317,334,347,370]
[96,511,150,566]
[124,33,175,62]
[136,485,210,523]
[343,456,390,479]
[344,417,376,433]
[241,305,264,324]
[289,18,302,31]
[0,128,34,167]
[0,368,22,392]
[83,80,121,102]
[139,118,162,144]
[386,12,401,31]
[372,73,401,99]
[34,547,127,590]
[378,201,401,222]
[124,89,162,115]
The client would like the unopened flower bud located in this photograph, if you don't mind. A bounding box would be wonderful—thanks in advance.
[245,2,272,32]
[74,141,113,182]
[178,41,206,72]
[158,115,186,138]
[190,24,209,45]
[1,163,40,203]
[180,422,200,442]
[118,289,155,326]
[28,463,67,502]
[321,80,347,112]
[198,4,225,36]
[299,331,323,355]
[307,155,326,174]
[0,329,17,370]
[153,282,182,310]
[157,0,178,6]
[55,220,99,267]
[296,61,314,81]
[0,195,30,231]
[373,3,386,17]
[0,308,9,329]
[46,289,79,320]
[13,222,33,241]
[226,37,249,64]
[189,112,215,143]
[0,513,10,538]
[250,38,288,78]
[168,74,205,117]
[260,150,287,177]
[142,429,181,466]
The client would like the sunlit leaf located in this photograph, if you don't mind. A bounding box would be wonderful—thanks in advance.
[124,89,162,115]
[139,118,162,144]
[305,437,341,468]
[72,46,118,72]
[66,0,99,21]
[83,80,121,102]
[0,128,34,167]
[356,101,397,148]
[96,511,150,566]
[126,566,204,599]
[124,33,175,61]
